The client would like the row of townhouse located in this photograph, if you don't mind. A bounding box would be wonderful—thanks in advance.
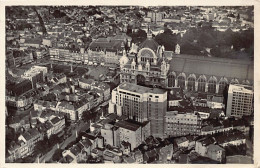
[195,130,246,163]
[61,133,104,163]
[200,118,250,136]
[49,33,131,66]
[6,49,34,68]
[33,78,110,121]
[34,95,94,121]
[78,78,111,101]
[6,128,43,162]
[6,88,38,111]
[6,114,66,162]
[50,48,85,63]
[49,47,123,66]
[164,109,250,138]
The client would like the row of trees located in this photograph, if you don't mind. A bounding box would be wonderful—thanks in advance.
[153,26,253,58]
[33,134,61,156]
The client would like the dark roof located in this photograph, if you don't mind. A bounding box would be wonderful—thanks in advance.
[6,79,32,97]
[139,38,159,52]
[24,38,42,45]
[189,152,220,164]
[118,82,166,94]
[169,54,253,82]
[89,38,124,52]
[80,138,92,148]
[121,140,131,147]
[64,155,74,163]
[144,149,158,163]
[125,119,150,127]
[105,113,119,121]
[115,120,141,131]
[82,133,97,140]
[50,117,60,125]
[214,131,245,144]
[21,128,40,141]
[197,137,215,146]
[70,143,83,156]
[179,154,188,164]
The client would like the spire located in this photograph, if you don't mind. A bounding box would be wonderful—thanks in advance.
[147,24,152,39]
[175,44,180,54]
[70,64,73,73]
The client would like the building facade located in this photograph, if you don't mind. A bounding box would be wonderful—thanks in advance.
[109,82,167,137]
[120,31,253,94]
[120,29,169,88]
[164,111,201,138]
[115,120,142,150]
[226,84,253,118]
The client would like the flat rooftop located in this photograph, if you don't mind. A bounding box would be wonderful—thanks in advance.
[118,82,166,94]
[170,54,253,81]
[115,120,141,131]
[229,84,253,93]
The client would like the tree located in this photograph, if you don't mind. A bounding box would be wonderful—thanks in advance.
[210,46,222,57]
[48,134,60,147]
[198,31,216,48]
[33,138,49,155]
[127,29,147,44]
[181,27,199,44]
[52,149,63,162]
[53,10,67,18]
[180,42,204,55]
[155,28,177,51]
[81,110,91,122]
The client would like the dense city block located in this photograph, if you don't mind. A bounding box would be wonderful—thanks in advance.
[5,6,253,164]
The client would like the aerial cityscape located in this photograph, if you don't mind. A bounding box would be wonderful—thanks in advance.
[5,6,254,164]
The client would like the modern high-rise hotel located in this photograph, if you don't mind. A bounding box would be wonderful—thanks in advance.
[109,82,167,137]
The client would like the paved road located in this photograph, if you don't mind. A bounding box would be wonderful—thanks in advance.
[226,155,253,164]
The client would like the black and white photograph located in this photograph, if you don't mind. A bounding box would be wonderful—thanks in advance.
[2,3,258,165]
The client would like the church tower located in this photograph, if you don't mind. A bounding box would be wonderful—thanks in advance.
[147,25,153,39]
[161,59,167,76]
[131,58,136,70]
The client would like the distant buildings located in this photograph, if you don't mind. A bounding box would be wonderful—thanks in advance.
[49,33,132,66]
[109,82,167,137]
[226,84,253,118]
[88,33,132,65]
[147,12,164,23]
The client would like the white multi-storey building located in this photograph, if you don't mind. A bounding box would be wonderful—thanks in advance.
[109,82,167,137]
[226,84,253,118]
